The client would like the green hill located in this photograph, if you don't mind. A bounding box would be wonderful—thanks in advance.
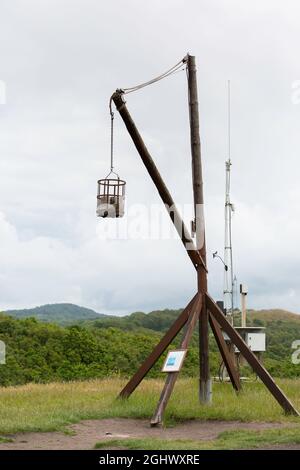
[0,313,184,386]
[8,302,300,334]
[87,307,300,378]
[248,308,300,324]
[0,305,300,387]
[85,308,180,332]
[4,303,107,325]
[245,309,300,378]
[85,306,300,332]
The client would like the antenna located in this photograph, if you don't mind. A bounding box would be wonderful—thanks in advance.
[224,80,235,321]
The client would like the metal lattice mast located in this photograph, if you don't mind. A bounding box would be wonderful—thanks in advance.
[224,81,234,319]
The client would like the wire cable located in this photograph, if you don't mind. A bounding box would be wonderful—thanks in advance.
[106,56,188,178]
[120,56,187,95]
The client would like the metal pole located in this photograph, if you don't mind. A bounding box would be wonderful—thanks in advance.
[187,54,212,404]
[224,159,234,320]
[241,293,247,327]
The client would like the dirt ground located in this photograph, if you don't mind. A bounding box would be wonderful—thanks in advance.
[0,418,299,450]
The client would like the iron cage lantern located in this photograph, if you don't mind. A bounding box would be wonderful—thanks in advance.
[96,176,126,218]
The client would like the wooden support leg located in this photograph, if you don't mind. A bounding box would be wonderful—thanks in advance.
[206,293,299,416]
[209,313,241,391]
[151,294,203,426]
[199,294,211,403]
[119,294,198,399]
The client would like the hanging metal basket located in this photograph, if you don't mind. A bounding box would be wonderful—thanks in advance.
[96,177,126,218]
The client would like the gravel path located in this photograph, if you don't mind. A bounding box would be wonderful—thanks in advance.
[0,418,294,450]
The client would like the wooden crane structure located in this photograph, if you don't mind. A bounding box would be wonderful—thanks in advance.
[105,54,298,426]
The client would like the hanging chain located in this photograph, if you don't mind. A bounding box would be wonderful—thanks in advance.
[110,102,114,172]
[106,97,119,179]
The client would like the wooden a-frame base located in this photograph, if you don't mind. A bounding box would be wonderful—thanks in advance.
[119,291,299,426]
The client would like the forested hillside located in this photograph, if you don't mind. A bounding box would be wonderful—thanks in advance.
[0,314,204,386]
[0,307,299,386]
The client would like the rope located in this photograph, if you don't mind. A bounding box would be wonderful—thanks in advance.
[120,56,187,95]
[105,56,188,178]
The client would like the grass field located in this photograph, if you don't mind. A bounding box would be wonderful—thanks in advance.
[0,377,300,449]
[0,377,299,432]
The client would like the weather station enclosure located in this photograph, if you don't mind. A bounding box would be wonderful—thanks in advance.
[221,283,266,370]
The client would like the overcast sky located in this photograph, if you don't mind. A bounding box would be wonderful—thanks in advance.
[1,0,300,315]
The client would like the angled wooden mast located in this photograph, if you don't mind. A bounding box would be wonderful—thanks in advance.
[111,54,299,425]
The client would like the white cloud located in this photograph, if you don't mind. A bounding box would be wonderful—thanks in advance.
[0,210,196,313]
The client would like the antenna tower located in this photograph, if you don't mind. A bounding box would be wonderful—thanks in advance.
[224,80,235,319]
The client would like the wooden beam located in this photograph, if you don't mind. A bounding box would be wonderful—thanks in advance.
[208,312,241,391]
[187,54,211,403]
[119,294,198,399]
[151,293,202,426]
[112,91,206,272]
[206,293,299,416]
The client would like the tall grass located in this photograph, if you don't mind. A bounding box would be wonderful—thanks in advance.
[0,378,299,434]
